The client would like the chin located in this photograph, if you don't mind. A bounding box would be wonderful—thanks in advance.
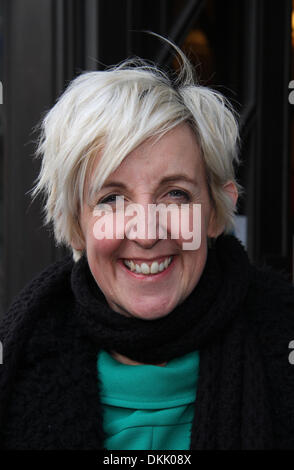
[124,297,178,321]
[130,310,171,321]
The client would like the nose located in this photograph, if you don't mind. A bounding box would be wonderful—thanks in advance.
[132,236,160,249]
[124,201,161,248]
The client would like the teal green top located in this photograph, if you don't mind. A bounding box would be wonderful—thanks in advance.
[97,350,199,450]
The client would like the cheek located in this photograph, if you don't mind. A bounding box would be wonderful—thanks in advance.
[88,237,122,258]
[85,219,123,259]
[166,205,203,250]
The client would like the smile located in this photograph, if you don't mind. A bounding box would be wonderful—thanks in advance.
[123,256,173,275]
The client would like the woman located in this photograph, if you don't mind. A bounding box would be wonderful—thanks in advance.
[0,41,294,450]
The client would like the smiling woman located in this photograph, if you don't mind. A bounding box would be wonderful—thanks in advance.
[0,38,294,450]
[75,123,226,321]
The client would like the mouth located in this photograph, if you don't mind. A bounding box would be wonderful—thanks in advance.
[120,255,175,277]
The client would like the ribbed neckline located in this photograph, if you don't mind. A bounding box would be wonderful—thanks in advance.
[97,349,199,409]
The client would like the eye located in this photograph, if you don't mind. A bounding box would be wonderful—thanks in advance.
[167,190,191,202]
[98,194,122,205]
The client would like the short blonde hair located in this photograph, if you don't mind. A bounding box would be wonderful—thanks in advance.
[33,39,241,261]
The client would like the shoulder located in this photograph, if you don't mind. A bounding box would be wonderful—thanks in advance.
[0,255,75,341]
[246,264,294,349]
[249,262,294,303]
[0,256,77,430]
[245,264,294,448]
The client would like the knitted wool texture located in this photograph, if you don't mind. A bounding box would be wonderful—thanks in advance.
[0,235,294,449]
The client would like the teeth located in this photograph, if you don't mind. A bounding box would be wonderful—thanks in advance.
[123,256,173,275]
[135,264,141,273]
[159,262,164,272]
[150,262,158,274]
[141,263,149,274]
[130,261,135,271]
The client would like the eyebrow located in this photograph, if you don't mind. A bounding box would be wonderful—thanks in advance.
[98,174,198,191]
[159,175,197,186]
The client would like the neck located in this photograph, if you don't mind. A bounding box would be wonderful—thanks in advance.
[111,351,167,367]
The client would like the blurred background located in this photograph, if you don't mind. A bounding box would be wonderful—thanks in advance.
[0,0,293,316]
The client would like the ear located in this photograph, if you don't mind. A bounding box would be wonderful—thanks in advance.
[207,181,238,238]
[71,238,85,251]
[71,228,86,252]
[223,180,238,208]
[71,208,86,251]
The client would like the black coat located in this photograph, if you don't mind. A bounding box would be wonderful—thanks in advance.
[0,235,294,449]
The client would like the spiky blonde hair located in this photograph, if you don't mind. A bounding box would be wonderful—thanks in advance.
[32,36,241,261]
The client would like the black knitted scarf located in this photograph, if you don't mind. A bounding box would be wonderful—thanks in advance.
[0,235,274,449]
[71,234,273,449]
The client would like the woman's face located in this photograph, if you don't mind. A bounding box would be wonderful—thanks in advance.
[75,123,223,320]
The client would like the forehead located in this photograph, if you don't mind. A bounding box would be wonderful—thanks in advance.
[98,123,204,186]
